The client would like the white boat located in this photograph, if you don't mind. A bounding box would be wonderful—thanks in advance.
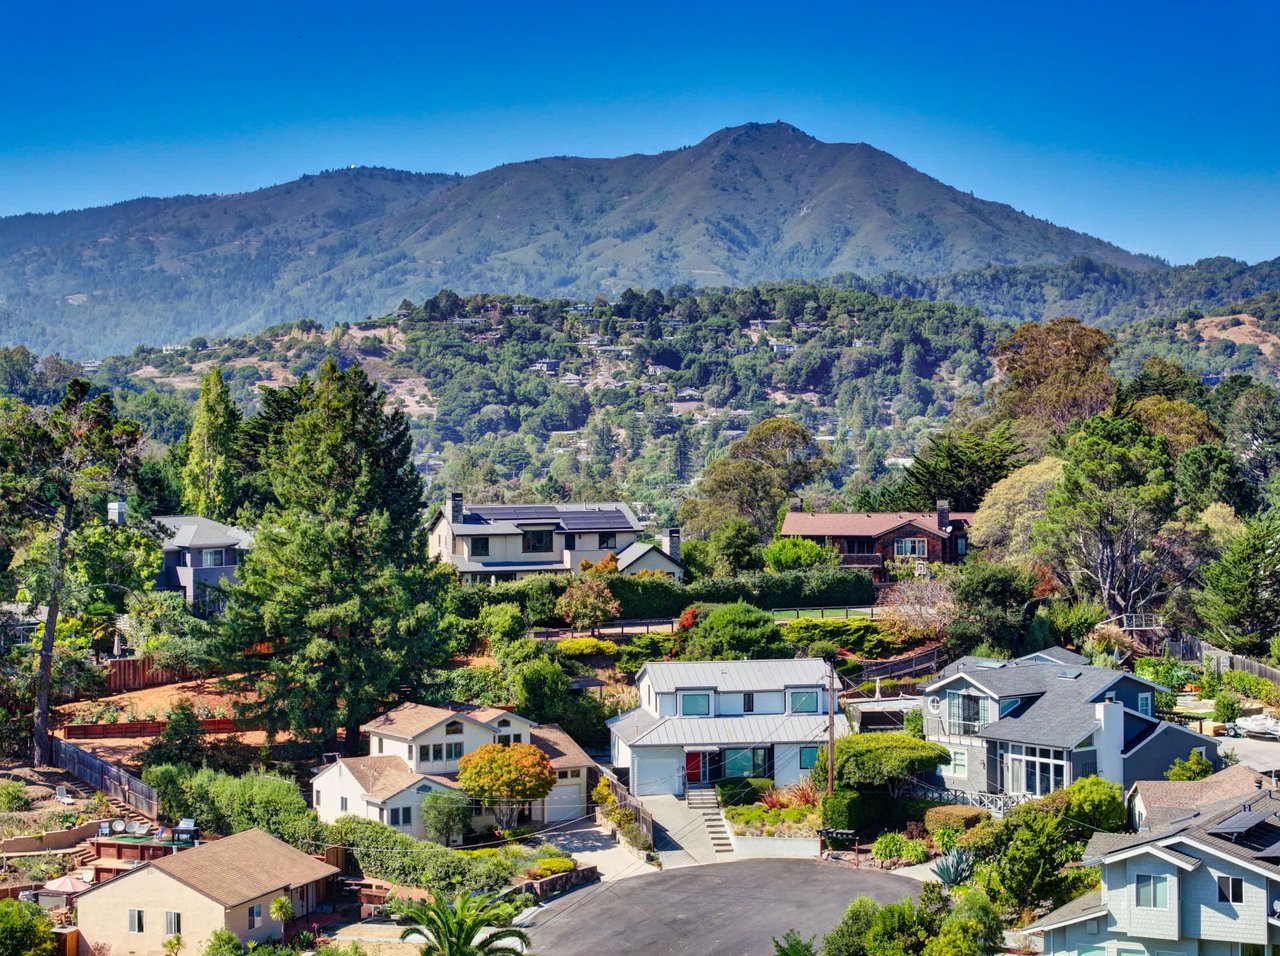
[1231,714,1280,738]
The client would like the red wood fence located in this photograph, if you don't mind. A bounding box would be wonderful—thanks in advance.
[62,718,246,740]
[105,656,203,694]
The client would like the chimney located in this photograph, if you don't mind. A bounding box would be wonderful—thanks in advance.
[789,497,803,512]
[936,499,950,531]
[665,528,681,563]
[450,492,464,523]
[107,501,127,526]
[1095,699,1125,784]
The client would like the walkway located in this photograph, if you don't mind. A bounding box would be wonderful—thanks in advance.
[542,820,657,882]
[641,793,734,868]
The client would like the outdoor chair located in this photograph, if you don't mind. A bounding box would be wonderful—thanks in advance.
[55,785,75,806]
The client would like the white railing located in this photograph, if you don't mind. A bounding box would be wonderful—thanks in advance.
[903,779,1032,818]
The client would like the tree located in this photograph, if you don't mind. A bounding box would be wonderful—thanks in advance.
[684,602,790,660]
[421,789,473,845]
[710,518,765,576]
[763,536,835,572]
[1198,513,1280,654]
[232,378,312,519]
[510,658,571,723]
[1128,396,1220,460]
[0,381,143,764]
[1166,749,1215,781]
[140,699,206,769]
[969,457,1065,566]
[123,590,217,673]
[821,896,881,956]
[181,368,241,521]
[1174,444,1255,515]
[921,921,986,956]
[1061,775,1125,839]
[0,898,56,956]
[901,423,1029,512]
[772,929,818,956]
[269,895,294,925]
[555,576,620,636]
[395,892,531,956]
[220,360,445,753]
[456,743,556,831]
[948,563,1035,654]
[988,810,1074,914]
[1227,384,1280,484]
[812,732,950,797]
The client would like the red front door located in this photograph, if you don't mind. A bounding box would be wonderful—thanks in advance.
[685,751,703,784]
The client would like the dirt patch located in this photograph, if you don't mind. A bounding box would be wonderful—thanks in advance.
[56,677,254,725]
[1197,313,1280,356]
[70,731,286,772]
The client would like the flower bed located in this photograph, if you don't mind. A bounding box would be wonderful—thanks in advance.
[724,803,821,838]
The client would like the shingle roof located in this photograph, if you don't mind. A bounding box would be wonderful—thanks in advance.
[362,703,487,739]
[153,515,253,550]
[614,541,683,572]
[1023,890,1106,932]
[531,724,594,769]
[779,511,973,539]
[333,755,426,801]
[1134,765,1276,829]
[639,658,832,694]
[149,829,338,907]
[1020,646,1091,667]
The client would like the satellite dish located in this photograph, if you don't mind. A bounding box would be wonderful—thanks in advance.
[927,696,942,714]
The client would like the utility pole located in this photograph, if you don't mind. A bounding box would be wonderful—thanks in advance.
[826,656,836,796]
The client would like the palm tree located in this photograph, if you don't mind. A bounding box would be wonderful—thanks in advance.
[396,893,531,956]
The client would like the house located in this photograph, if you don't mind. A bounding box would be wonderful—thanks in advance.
[150,514,253,614]
[608,659,847,797]
[427,493,684,583]
[75,829,338,956]
[311,702,595,840]
[920,648,1219,802]
[778,501,972,583]
[1129,764,1277,831]
[530,358,561,376]
[1027,788,1280,956]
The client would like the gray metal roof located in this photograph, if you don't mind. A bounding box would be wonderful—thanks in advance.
[451,559,572,573]
[639,658,833,694]
[153,515,253,551]
[618,712,848,749]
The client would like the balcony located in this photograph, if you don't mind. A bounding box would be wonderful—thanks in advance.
[840,553,884,569]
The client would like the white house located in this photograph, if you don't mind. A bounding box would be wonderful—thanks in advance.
[608,659,847,797]
[312,702,594,841]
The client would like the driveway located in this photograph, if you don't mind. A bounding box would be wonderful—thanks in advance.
[1221,735,1280,774]
[526,858,919,955]
[543,820,658,882]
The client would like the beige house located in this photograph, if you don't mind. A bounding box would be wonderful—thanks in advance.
[75,829,338,956]
[312,702,594,841]
[427,493,683,583]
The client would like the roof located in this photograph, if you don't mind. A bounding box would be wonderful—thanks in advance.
[152,515,254,551]
[638,658,833,694]
[1132,764,1276,828]
[362,702,491,739]
[611,710,848,748]
[434,501,642,536]
[1023,890,1106,933]
[1019,646,1091,667]
[331,755,426,801]
[147,829,337,908]
[779,511,974,539]
[614,541,683,573]
[531,724,594,768]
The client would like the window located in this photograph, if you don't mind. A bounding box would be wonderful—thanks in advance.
[564,533,576,550]
[314,789,320,807]
[1217,875,1243,903]
[1075,948,1105,956]
[598,532,617,550]
[390,806,412,827]
[894,537,928,558]
[946,749,968,777]
[202,548,226,567]
[568,769,580,778]
[407,744,414,761]
[558,770,570,779]
[165,912,182,936]
[1138,693,1153,717]
[522,529,553,553]
[377,736,384,754]
[742,692,755,713]
[1240,947,1265,956]
[723,747,769,779]
[471,537,490,557]
[248,903,262,929]
[496,733,521,745]
[445,742,463,760]
[946,691,990,734]
[800,746,818,770]
[497,718,510,728]
[790,690,818,714]
[681,693,711,716]
[1135,873,1168,908]
[956,537,968,556]
[340,796,348,813]
[431,743,444,761]
[128,910,144,934]
[445,720,463,735]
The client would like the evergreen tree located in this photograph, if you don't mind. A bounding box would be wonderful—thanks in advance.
[1199,513,1280,654]
[232,377,312,519]
[220,359,446,752]
[181,368,241,521]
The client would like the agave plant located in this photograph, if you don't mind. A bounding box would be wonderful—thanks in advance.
[934,847,975,888]
[396,892,531,956]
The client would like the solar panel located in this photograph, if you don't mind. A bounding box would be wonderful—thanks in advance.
[1208,806,1277,835]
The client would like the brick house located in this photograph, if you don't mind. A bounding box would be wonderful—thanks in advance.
[778,500,972,584]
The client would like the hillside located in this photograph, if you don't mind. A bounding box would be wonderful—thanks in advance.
[0,122,1171,358]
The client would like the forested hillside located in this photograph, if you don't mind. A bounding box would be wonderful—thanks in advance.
[0,122,1180,357]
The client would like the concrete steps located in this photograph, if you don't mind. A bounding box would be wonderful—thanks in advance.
[686,786,733,855]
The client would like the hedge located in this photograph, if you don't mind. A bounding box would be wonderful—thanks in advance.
[820,790,893,833]
[923,804,990,835]
[555,637,620,657]
[329,816,511,894]
[1220,669,1280,707]
[716,777,774,807]
[780,618,898,658]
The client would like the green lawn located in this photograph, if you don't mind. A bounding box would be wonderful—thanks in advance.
[771,606,874,621]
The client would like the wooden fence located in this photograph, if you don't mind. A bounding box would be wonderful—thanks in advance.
[858,646,948,682]
[595,764,654,844]
[105,656,202,694]
[51,738,158,819]
[1204,644,1280,685]
[63,718,244,740]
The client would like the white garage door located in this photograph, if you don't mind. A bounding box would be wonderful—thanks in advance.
[632,752,682,797]
[544,779,585,822]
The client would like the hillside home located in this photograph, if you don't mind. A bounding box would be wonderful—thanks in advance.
[1028,789,1280,956]
[921,648,1219,802]
[149,512,253,615]
[427,493,684,583]
[608,659,847,797]
[311,702,594,840]
[74,829,338,956]
[779,500,971,584]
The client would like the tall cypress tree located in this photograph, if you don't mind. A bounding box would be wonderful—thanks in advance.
[221,359,447,752]
[181,368,240,521]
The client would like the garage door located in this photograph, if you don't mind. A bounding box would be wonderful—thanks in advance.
[544,779,585,822]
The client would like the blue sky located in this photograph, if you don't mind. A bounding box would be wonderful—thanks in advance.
[1,0,1277,264]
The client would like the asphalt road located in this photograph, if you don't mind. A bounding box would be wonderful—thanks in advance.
[525,859,919,956]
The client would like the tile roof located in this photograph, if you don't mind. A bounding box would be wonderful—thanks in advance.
[779,511,973,539]
[531,724,594,768]
[334,755,426,801]
[639,658,833,694]
[148,829,338,907]
[153,515,254,550]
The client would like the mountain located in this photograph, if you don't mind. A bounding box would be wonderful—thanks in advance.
[0,122,1181,358]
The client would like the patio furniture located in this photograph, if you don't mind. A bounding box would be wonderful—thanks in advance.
[55,786,75,806]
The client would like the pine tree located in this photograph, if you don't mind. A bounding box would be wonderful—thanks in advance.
[180,368,240,521]
[220,359,447,752]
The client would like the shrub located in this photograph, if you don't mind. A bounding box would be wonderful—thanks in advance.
[555,637,619,657]
[1214,689,1241,724]
[780,617,896,657]
[783,776,820,808]
[716,777,773,807]
[806,639,841,660]
[620,821,652,852]
[932,827,960,853]
[1221,669,1280,707]
[684,601,790,660]
[899,837,929,864]
[616,633,675,675]
[607,806,635,829]
[0,781,32,813]
[923,804,989,834]
[901,798,946,822]
[591,778,615,808]
[821,790,892,832]
[526,857,576,879]
[871,832,908,860]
